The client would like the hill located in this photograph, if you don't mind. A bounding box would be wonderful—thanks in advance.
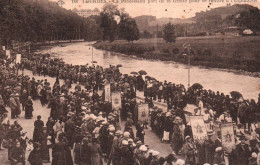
[134,4,260,37]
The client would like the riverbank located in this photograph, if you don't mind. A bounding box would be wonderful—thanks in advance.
[93,37,260,76]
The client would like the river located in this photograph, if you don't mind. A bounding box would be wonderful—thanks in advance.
[39,42,259,100]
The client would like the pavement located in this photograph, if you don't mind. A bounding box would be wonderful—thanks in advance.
[0,69,251,164]
[0,69,176,164]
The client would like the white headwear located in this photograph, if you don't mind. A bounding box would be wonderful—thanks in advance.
[152,151,160,156]
[123,131,130,138]
[139,145,147,152]
[122,140,128,146]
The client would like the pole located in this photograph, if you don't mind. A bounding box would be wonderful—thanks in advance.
[188,53,190,87]
[92,47,93,63]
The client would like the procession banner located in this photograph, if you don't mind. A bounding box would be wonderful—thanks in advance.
[2,46,5,51]
[220,123,236,153]
[189,115,208,143]
[138,103,149,123]
[112,92,121,111]
[104,83,111,102]
[16,54,22,64]
[6,50,11,59]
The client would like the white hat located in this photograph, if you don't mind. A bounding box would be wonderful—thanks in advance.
[108,126,115,132]
[148,149,154,154]
[185,136,191,141]
[139,145,147,152]
[215,147,222,152]
[115,130,123,135]
[204,164,211,165]
[123,131,130,138]
[152,151,160,156]
[252,152,257,158]
[122,140,128,146]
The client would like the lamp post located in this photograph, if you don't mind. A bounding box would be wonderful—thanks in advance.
[183,43,191,87]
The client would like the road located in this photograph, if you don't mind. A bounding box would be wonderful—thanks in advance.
[0,69,176,164]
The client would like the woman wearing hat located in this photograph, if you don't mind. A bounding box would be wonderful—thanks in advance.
[25,96,33,119]
[183,136,197,165]
[89,138,103,165]
[119,140,132,165]
[28,142,43,165]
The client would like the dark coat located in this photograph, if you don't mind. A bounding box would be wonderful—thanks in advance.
[28,149,43,165]
[52,142,67,165]
[236,143,250,165]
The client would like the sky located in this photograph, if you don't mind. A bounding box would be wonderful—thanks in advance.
[53,0,260,18]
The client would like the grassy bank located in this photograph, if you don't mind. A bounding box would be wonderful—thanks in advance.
[94,36,260,74]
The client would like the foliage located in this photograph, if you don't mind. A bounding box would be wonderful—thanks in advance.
[0,0,102,46]
[163,23,176,43]
[118,16,139,42]
[100,3,120,42]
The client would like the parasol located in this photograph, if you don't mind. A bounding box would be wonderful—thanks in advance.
[191,83,203,89]
[230,91,242,99]
[130,71,138,75]
[91,61,98,63]
[138,70,147,75]
[116,64,122,67]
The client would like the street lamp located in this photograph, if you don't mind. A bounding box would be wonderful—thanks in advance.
[183,43,191,87]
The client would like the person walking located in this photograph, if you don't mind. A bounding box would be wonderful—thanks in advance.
[25,96,33,119]
[90,138,103,165]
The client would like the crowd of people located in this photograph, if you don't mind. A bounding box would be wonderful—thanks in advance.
[0,48,259,165]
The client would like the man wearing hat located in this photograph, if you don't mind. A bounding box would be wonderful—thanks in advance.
[183,136,197,165]
[119,140,132,165]
[137,145,147,165]
[110,130,122,165]
[204,130,215,164]
[235,135,250,165]
[150,151,160,165]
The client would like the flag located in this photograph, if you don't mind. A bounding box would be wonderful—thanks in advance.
[221,123,236,153]
[138,103,149,123]
[104,83,111,102]
[112,92,121,111]
[189,115,208,143]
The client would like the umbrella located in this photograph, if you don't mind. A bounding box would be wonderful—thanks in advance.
[138,70,147,75]
[145,76,152,80]
[230,91,242,99]
[91,61,97,63]
[191,83,203,89]
[130,71,138,75]
[117,64,122,67]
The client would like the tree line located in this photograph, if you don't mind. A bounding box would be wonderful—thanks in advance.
[0,0,176,46]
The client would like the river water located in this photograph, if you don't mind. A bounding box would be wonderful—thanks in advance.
[40,42,259,100]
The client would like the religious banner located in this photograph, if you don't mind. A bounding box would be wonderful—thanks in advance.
[189,115,208,142]
[221,123,236,153]
[138,103,149,123]
[6,50,11,59]
[104,83,111,102]
[112,92,121,111]
[16,54,21,64]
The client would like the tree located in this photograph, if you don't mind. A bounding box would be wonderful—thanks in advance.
[163,23,177,43]
[100,3,120,42]
[118,16,139,42]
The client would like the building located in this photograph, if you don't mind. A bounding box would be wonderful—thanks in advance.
[72,8,100,18]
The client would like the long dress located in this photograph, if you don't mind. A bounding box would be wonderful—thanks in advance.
[52,142,67,165]
[25,99,33,119]
[90,143,103,165]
